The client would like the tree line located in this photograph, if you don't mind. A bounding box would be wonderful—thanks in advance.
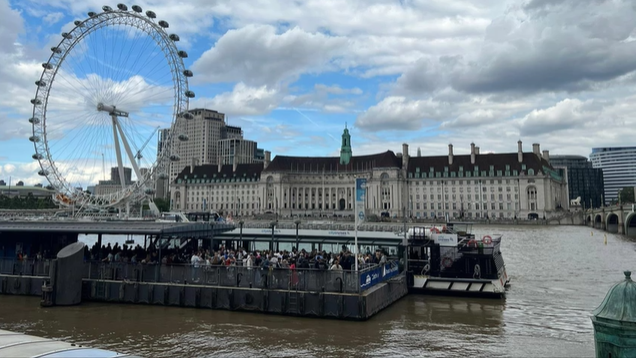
[0,194,58,209]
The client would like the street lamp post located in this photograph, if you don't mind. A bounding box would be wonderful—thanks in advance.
[270,220,276,252]
[239,220,244,250]
[294,219,301,252]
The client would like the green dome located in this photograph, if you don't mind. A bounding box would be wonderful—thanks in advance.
[593,271,636,323]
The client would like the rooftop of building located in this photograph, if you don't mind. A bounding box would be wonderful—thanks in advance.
[0,185,54,192]
[176,163,264,182]
[591,146,636,153]
[264,150,402,173]
[406,152,552,175]
[549,155,589,160]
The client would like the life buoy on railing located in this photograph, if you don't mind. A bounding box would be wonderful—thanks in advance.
[473,264,481,279]
[442,257,453,268]
[467,239,478,248]
[421,264,430,275]
[431,227,440,234]
[442,225,447,232]
[482,235,493,245]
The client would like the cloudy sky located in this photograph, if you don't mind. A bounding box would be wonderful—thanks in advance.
[2,0,636,186]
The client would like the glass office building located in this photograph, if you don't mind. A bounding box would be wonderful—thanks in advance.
[550,155,604,208]
[589,147,636,205]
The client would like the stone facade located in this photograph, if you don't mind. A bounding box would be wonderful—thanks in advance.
[170,130,569,219]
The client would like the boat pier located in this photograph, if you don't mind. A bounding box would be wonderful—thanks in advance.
[0,220,408,321]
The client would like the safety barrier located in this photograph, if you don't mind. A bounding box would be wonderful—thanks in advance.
[84,261,400,294]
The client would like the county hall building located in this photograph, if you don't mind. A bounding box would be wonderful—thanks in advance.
[170,127,569,220]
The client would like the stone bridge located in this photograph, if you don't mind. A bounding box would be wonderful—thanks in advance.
[585,204,636,237]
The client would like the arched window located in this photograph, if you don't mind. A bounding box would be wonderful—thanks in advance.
[528,168,535,176]
[526,185,537,211]
[381,173,391,210]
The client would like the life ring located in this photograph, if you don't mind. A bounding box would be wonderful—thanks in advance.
[442,257,453,268]
[431,227,440,234]
[467,239,478,248]
[482,235,493,245]
[442,226,447,232]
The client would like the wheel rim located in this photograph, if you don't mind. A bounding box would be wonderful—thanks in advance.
[30,5,191,211]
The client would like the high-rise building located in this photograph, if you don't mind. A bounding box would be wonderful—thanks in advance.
[155,128,171,199]
[170,108,227,182]
[590,147,636,204]
[550,155,604,209]
[168,108,268,191]
[218,138,259,165]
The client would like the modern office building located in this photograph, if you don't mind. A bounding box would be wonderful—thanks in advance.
[550,155,604,209]
[590,147,636,204]
[218,138,259,165]
[171,128,569,220]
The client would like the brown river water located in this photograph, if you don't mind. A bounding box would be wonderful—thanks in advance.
[0,225,631,357]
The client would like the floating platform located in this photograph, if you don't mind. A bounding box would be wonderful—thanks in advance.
[0,329,138,357]
[0,273,407,321]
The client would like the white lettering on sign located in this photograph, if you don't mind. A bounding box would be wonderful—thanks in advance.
[433,233,457,247]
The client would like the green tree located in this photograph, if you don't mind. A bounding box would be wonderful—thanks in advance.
[619,187,635,204]
[153,198,170,212]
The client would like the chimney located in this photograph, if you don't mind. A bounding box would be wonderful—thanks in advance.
[475,147,480,155]
[518,140,523,163]
[402,143,409,168]
[233,149,238,173]
[448,144,454,165]
[470,143,475,164]
[190,158,199,174]
[264,150,271,170]
[542,150,550,162]
[532,143,540,156]
[217,154,222,172]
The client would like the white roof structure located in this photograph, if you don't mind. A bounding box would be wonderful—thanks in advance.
[0,329,139,357]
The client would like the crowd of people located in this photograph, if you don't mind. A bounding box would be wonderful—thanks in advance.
[86,241,390,271]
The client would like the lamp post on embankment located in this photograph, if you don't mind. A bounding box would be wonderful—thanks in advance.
[294,219,301,251]
[238,220,244,250]
[270,220,277,252]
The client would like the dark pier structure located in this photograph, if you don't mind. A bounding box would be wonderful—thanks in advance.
[0,220,407,321]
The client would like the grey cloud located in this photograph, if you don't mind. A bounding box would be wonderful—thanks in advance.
[192,24,347,87]
[451,1,636,94]
[0,0,23,51]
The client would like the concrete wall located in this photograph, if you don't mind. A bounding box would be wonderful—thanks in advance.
[0,275,47,296]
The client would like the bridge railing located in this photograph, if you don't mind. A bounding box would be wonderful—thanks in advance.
[84,260,400,294]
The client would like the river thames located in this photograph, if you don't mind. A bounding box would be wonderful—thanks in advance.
[0,224,631,357]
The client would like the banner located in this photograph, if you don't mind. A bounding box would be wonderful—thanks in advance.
[355,178,367,223]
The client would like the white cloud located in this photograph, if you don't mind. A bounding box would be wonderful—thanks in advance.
[355,96,447,131]
[191,82,281,117]
[192,24,348,87]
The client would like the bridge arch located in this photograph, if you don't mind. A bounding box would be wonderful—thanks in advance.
[594,214,603,230]
[626,212,636,238]
[586,215,592,226]
[606,213,620,234]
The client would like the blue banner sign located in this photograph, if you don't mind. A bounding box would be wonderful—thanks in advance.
[360,267,382,290]
[355,178,367,223]
[360,261,400,290]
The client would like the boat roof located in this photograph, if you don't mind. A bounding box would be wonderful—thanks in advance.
[0,329,140,358]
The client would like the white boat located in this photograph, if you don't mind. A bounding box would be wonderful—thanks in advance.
[405,222,510,298]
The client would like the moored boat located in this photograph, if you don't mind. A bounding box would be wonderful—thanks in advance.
[404,222,510,298]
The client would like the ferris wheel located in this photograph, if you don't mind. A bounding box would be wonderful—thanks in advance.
[29,4,194,215]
